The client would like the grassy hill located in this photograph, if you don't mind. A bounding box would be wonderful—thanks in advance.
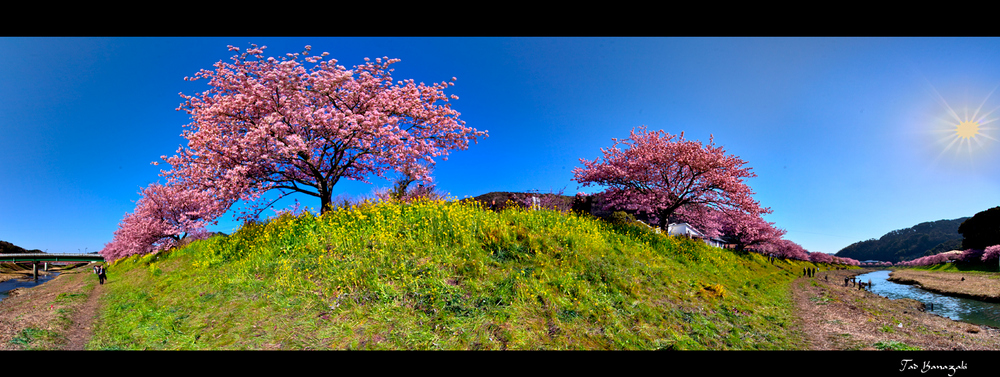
[88,199,838,350]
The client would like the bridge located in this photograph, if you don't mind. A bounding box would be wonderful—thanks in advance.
[0,253,104,277]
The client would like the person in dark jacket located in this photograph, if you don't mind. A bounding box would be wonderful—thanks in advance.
[94,264,106,285]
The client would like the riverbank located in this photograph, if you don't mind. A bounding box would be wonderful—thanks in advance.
[792,269,1000,350]
[888,269,1000,303]
[0,263,103,350]
[0,264,55,283]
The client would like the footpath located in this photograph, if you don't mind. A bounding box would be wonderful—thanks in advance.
[0,264,104,350]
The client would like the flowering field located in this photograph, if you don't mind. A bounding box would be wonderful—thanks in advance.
[89,199,832,350]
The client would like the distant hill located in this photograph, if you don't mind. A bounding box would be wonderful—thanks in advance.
[0,240,45,254]
[834,218,968,262]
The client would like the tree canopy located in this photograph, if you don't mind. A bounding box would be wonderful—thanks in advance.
[160,45,487,216]
[959,206,1000,251]
[572,126,770,230]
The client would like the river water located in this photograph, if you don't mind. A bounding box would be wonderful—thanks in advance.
[855,270,1000,328]
[0,273,60,302]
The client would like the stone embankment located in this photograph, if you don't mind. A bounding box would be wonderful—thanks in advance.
[888,269,1000,303]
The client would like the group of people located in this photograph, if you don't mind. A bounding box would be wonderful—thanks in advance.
[93,264,107,285]
[803,267,817,277]
[843,276,871,291]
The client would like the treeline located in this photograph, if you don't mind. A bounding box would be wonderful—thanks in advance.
[834,218,968,262]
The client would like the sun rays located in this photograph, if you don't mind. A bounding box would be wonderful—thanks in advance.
[928,84,999,164]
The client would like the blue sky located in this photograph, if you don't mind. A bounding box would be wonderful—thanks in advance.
[1,37,998,255]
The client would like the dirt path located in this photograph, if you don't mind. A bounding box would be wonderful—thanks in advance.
[0,264,105,350]
[791,269,1000,350]
[64,277,104,350]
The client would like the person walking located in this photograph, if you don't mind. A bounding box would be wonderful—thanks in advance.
[99,264,107,285]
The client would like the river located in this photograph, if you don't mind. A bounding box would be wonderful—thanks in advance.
[856,270,1000,328]
[0,273,60,302]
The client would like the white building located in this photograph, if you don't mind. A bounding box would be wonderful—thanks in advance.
[666,222,725,248]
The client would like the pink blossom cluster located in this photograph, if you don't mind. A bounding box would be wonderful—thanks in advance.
[770,239,810,261]
[958,248,984,263]
[808,252,860,266]
[100,183,229,262]
[162,44,486,216]
[808,252,833,264]
[719,211,786,252]
[837,256,860,266]
[895,251,961,267]
[982,245,1000,263]
[889,246,1000,267]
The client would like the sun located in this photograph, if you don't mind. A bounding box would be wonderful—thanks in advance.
[929,86,999,162]
[955,120,981,139]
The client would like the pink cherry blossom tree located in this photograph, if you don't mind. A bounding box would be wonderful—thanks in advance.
[573,126,769,230]
[161,44,487,216]
[772,239,810,261]
[899,251,960,267]
[809,252,834,264]
[834,256,860,266]
[100,183,226,261]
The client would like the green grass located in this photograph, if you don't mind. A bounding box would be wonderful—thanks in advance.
[873,340,921,350]
[10,327,64,350]
[89,199,840,350]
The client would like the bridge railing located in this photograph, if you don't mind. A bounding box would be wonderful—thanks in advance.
[0,253,105,263]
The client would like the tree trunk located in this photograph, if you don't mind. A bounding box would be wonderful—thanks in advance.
[658,210,670,230]
[320,193,332,214]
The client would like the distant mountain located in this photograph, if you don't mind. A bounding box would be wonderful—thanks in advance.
[0,240,45,254]
[834,218,969,262]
